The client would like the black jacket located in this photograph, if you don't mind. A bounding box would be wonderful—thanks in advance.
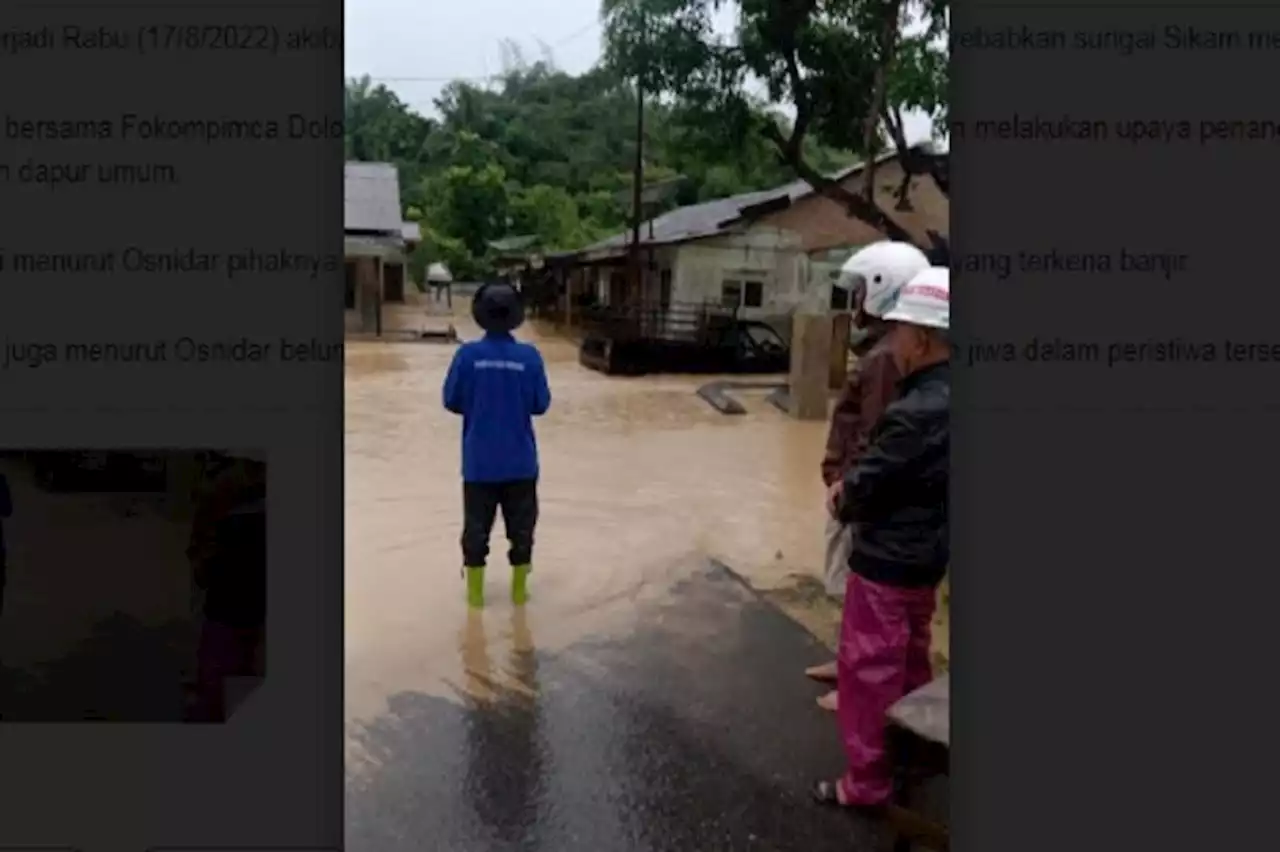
[838,360,949,588]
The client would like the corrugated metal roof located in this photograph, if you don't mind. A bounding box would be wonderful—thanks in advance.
[345,162,403,233]
[579,150,906,259]
[583,182,808,256]
[343,234,406,259]
[489,234,541,253]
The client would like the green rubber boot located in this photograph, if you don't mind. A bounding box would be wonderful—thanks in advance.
[511,564,531,606]
[465,565,485,609]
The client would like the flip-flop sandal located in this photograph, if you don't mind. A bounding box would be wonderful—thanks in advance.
[811,780,846,807]
[811,780,887,815]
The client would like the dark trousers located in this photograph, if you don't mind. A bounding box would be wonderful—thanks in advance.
[462,479,538,568]
[0,556,6,615]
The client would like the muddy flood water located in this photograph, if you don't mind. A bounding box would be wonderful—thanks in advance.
[343,309,955,850]
[345,313,829,722]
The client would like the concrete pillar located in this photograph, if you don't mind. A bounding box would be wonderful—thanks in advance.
[829,312,852,390]
[788,313,833,420]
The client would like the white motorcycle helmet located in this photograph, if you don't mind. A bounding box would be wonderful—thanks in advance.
[835,241,931,319]
[882,266,949,331]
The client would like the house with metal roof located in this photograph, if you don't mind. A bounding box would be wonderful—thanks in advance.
[537,146,948,338]
[344,162,423,334]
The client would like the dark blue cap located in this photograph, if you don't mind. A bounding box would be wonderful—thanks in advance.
[472,282,526,333]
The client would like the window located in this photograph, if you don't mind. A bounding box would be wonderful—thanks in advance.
[745,322,784,348]
[830,285,851,311]
[659,269,672,308]
[722,272,767,309]
[721,280,742,308]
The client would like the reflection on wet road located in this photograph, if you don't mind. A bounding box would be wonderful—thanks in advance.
[345,317,867,849]
[346,561,878,851]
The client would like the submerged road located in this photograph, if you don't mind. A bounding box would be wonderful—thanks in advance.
[345,311,883,849]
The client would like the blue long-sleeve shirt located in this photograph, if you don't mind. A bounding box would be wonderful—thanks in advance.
[443,332,551,483]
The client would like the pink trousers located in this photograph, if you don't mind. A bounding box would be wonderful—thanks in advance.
[836,573,936,805]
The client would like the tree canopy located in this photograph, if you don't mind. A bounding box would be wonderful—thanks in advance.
[344,52,855,280]
[601,0,948,254]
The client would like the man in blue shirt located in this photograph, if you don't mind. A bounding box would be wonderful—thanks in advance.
[443,282,551,608]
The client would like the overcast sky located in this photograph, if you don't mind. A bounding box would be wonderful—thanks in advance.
[344,0,936,143]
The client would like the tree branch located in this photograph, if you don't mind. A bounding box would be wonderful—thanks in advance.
[757,0,927,249]
[880,108,950,199]
[775,0,816,161]
[762,121,918,246]
[860,0,903,200]
[881,107,913,209]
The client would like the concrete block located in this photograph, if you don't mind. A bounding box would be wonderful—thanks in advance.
[788,313,833,420]
[829,313,852,390]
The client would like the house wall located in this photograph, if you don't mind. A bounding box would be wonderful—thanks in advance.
[589,246,680,308]
[672,227,804,307]
[759,159,949,254]
[343,257,425,335]
[666,226,806,341]
[804,248,859,315]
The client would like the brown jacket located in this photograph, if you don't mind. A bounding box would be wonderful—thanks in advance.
[820,337,902,486]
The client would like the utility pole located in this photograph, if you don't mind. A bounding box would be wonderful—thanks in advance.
[629,29,646,300]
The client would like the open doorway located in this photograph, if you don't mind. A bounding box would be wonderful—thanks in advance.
[383,263,405,303]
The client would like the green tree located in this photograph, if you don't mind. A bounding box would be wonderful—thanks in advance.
[344,48,866,275]
[601,0,949,252]
[344,76,441,208]
[509,185,594,252]
[421,142,511,264]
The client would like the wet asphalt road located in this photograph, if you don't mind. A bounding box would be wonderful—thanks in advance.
[345,560,885,852]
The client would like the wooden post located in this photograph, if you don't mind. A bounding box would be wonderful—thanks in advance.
[357,257,379,333]
[788,313,833,420]
[565,274,575,329]
[830,312,852,389]
[629,68,645,294]
[375,258,384,337]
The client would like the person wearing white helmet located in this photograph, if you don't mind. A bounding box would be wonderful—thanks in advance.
[805,241,931,712]
[814,266,950,811]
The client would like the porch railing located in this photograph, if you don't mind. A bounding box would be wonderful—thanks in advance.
[577,300,739,343]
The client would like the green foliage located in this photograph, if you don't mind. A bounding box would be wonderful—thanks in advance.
[509,185,596,252]
[344,55,855,277]
[603,0,947,150]
[406,221,469,289]
[602,0,949,242]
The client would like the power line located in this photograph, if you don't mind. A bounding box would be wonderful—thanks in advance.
[355,20,601,85]
[551,20,600,47]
